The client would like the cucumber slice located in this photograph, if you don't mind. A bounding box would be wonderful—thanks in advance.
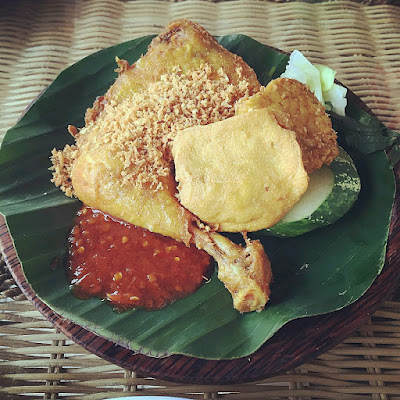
[261,147,361,237]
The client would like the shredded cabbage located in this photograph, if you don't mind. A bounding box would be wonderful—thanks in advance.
[323,82,347,116]
[281,50,347,116]
[315,64,335,92]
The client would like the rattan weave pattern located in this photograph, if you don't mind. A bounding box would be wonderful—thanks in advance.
[1,0,400,398]
[1,0,400,140]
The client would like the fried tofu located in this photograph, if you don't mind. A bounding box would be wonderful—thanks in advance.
[172,109,309,232]
[236,78,339,174]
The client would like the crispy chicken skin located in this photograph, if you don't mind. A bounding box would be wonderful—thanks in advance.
[236,78,339,174]
[68,19,272,312]
[85,19,261,125]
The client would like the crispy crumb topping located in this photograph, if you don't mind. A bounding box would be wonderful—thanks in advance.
[50,64,253,196]
[50,144,78,197]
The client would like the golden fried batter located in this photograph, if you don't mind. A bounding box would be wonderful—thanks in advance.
[236,78,339,174]
[86,19,261,125]
[172,109,309,232]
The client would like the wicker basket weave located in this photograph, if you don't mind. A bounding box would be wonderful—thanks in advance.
[1,0,400,398]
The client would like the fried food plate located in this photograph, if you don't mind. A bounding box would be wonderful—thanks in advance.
[0,20,398,384]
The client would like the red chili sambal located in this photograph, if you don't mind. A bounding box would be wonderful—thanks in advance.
[68,206,213,310]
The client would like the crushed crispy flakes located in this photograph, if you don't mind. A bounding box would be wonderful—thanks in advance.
[50,144,79,197]
[51,64,252,193]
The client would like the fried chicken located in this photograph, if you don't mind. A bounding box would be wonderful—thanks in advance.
[85,19,261,125]
[51,19,271,313]
[190,226,272,313]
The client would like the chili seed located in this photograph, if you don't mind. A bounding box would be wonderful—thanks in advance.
[113,272,123,281]
[77,246,85,254]
[122,236,129,244]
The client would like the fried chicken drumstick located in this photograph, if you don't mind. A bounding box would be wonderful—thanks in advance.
[191,225,272,313]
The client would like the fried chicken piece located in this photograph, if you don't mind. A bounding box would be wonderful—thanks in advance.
[191,226,272,313]
[236,78,339,174]
[85,19,261,125]
[53,19,271,312]
[71,148,194,243]
[71,20,261,243]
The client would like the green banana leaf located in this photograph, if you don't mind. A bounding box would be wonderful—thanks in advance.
[0,34,395,360]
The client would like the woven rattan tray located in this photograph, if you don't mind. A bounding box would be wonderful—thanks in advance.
[1,0,400,398]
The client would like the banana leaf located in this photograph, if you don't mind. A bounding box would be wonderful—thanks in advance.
[0,34,395,360]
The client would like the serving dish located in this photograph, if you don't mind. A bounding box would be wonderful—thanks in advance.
[0,33,399,384]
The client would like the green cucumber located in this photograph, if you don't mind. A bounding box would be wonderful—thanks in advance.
[261,147,361,237]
